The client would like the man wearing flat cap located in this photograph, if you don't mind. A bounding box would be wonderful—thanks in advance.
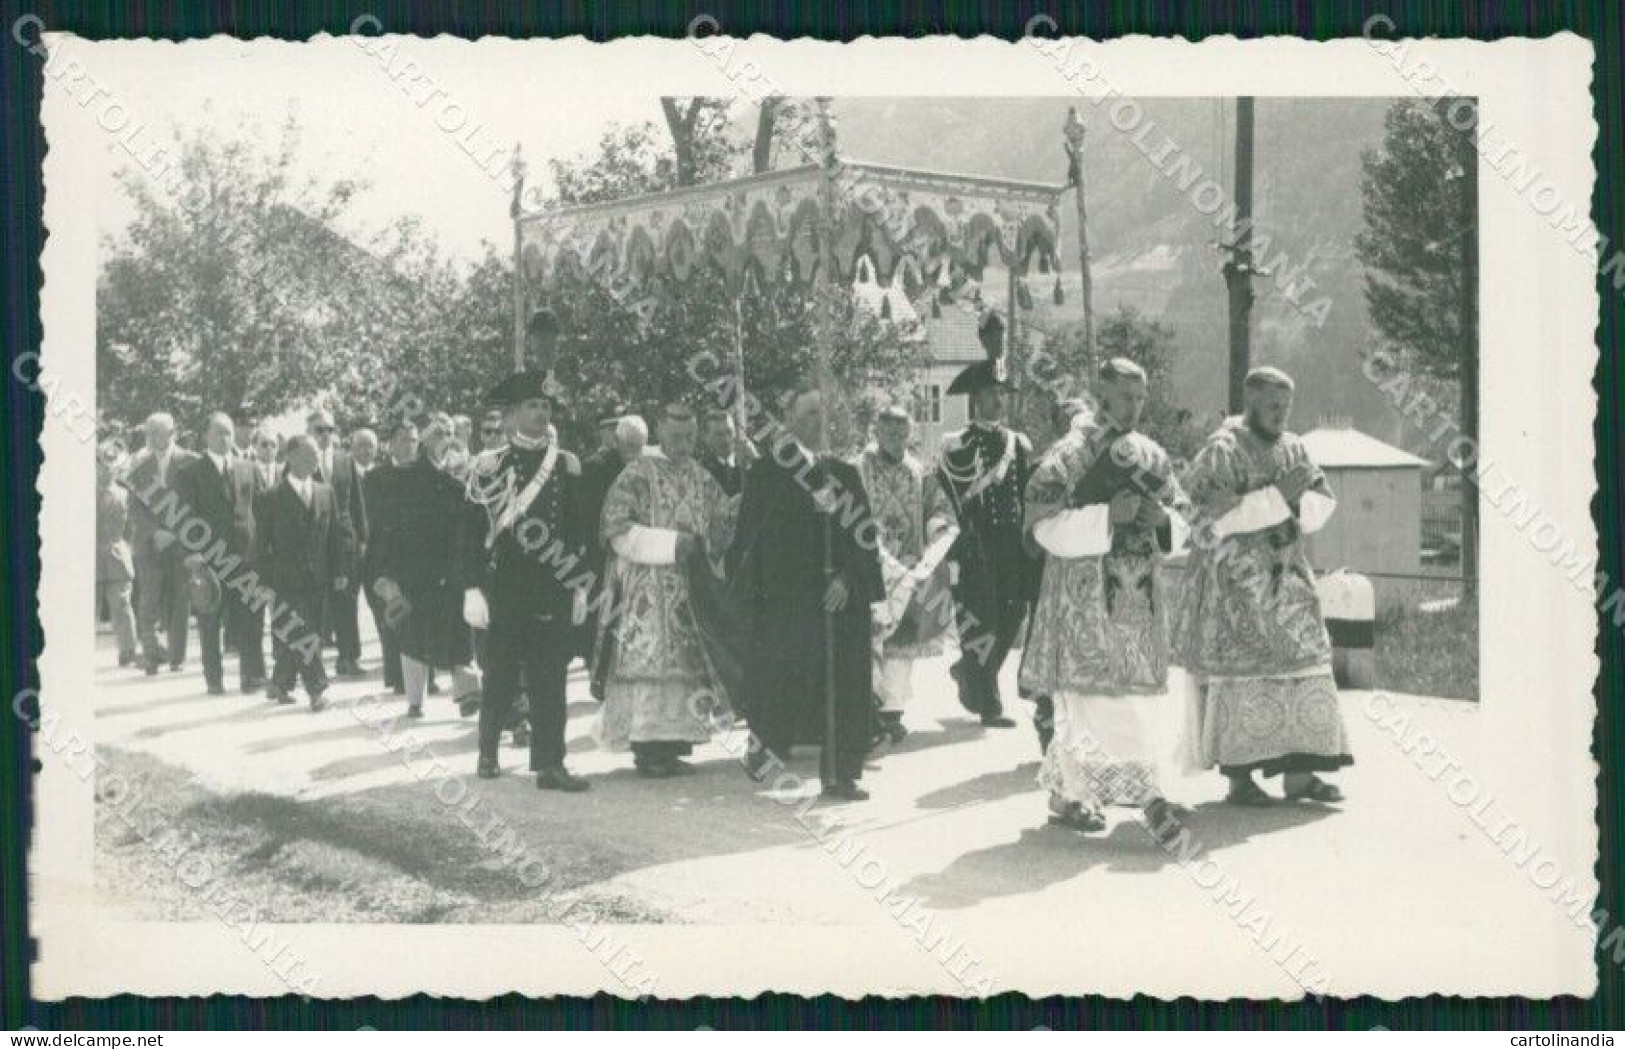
[936,310,1037,729]
[459,367,590,790]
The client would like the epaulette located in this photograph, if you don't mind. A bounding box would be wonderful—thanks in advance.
[469,447,507,478]
[939,428,969,456]
[559,449,581,476]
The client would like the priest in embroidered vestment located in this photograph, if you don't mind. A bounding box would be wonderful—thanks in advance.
[856,405,957,744]
[594,402,736,777]
[1020,359,1189,837]
[1172,366,1352,806]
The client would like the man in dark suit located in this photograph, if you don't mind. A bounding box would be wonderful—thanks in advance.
[123,412,198,675]
[259,434,352,710]
[699,409,754,497]
[363,419,417,694]
[174,412,263,695]
[242,427,282,684]
[308,408,368,677]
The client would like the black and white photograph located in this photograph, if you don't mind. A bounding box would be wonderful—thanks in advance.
[26,31,1598,1001]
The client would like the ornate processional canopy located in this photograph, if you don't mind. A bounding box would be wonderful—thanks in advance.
[515,160,1068,297]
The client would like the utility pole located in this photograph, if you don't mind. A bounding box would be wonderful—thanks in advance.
[1222,98,1255,413]
[1063,108,1097,381]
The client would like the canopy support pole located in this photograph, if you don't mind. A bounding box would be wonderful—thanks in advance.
[814,98,840,788]
[1064,108,1097,382]
[510,146,527,372]
[733,269,754,437]
[1005,260,1021,426]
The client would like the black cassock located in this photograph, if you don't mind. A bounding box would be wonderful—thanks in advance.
[728,445,884,782]
[367,456,472,669]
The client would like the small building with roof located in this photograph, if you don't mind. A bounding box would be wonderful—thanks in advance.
[1301,424,1429,583]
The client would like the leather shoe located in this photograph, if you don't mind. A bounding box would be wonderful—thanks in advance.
[267,684,296,705]
[477,758,500,780]
[206,682,226,696]
[743,746,775,783]
[821,780,870,802]
[308,691,329,712]
[949,662,981,715]
[980,714,1017,729]
[536,766,589,793]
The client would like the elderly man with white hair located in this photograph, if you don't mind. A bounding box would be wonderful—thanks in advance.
[123,411,198,675]
[173,412,262,695]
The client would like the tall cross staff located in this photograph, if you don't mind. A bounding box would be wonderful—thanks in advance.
[733,266,757,437]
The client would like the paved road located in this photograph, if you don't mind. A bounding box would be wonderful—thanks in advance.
[90,624,1569,996]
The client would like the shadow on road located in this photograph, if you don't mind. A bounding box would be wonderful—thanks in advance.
[96,690,222,718]
[881,718,991,757]
[914,762,1042,810]
[130,699,302,740]
[900,798,1338,910]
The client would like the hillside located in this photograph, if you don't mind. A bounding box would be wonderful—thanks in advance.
[827,97,1446,452]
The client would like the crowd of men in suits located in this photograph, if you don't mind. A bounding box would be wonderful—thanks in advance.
[92,375,764,789]
[95,311,1354,828]
[99,407,377,704]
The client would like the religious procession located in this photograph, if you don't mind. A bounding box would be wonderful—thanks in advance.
[101,296,1354,841]
[90,94,1479,931]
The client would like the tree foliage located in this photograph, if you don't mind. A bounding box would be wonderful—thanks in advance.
[1356,98,1476,382]
[1017,306,1209,459]
[1357,96,1478,594]
[1094,306,1210,459]
[96,113,425,435]
[98,101,923,452]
